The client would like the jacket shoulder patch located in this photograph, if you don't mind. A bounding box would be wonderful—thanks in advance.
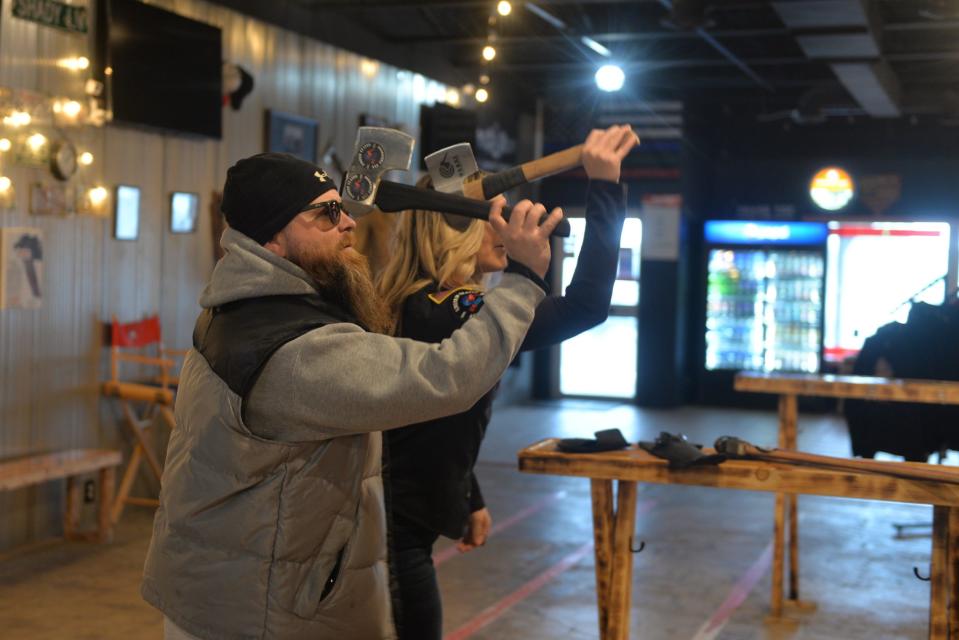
[427,286,485,320]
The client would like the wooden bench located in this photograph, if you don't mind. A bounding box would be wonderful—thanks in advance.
[518,439,959,640]
[734,372,959,620]
[0,449,122,543]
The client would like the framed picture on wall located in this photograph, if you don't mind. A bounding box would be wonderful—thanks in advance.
[170,191,199,234]
[0,227,44,310]
[265,110,319,163]
[114,185,140,241]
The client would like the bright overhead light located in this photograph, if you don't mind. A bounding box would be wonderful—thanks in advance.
[482,45,496,61]
[595,64,625,92]
[0,138,10,152]
[0,177,11,193]
[581,36,611,57]
[79,151,94,166]
[497,1,512,16]
[445,89,460,106]
[479,74,491,85]
[475,88,489,103]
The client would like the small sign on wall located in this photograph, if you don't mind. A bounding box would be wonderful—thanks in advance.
[12,0,88,34]
[1,227,44,310]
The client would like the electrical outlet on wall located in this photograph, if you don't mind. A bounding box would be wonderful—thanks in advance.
[84,479,95,504]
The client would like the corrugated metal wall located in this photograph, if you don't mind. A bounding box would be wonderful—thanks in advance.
[0,0,447,550]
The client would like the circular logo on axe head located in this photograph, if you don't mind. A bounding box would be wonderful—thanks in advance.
[438,159,455,179]
[344,173,374,201]
[358,143,386,170]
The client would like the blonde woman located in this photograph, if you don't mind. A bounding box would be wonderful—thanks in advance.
[377,125,638,640]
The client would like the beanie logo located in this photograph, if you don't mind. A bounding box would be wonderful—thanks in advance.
[315,170,330,182]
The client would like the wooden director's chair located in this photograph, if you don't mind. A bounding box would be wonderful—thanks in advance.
[101,315,184,524]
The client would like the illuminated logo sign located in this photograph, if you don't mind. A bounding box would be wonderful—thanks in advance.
[809,167,854,211]
[705,221,828,246]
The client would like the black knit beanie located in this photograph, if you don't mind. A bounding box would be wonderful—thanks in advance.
[220,152,339,244]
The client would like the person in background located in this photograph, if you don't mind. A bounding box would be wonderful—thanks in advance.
[376,125,639,639]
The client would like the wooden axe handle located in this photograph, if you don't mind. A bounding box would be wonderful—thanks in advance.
[465,144,585,201]
[755,448,959,485]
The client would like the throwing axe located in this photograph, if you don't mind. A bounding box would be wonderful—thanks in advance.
[425,142,585,201]
[339,127,570,237]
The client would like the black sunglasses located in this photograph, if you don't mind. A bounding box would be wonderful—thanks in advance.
[299,200,346,226]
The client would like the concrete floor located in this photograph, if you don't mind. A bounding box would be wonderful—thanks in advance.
[0,402,932,639]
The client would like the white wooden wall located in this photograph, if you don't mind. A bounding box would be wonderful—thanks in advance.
[0,0,447,549]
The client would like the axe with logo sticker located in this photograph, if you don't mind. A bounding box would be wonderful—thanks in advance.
[339,127,570,237]
[425,142,586,201]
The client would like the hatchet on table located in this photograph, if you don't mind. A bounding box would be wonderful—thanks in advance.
[425,142,585,201]
[339,127,570,237]
[715,436,959,485]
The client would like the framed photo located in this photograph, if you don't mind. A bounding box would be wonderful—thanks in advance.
[170,191,199,234]
[114,184,140,241]
[265,109,319,163]
[1,227,44,309]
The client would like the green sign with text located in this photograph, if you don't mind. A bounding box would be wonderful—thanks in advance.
[13,0,88,35]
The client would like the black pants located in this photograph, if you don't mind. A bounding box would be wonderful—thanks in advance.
[389,515,443,640]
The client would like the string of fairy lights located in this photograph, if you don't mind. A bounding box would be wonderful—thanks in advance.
[459,0,513,106]
[0,54,108,214]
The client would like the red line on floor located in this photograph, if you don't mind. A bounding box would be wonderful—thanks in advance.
[433,490,568,567]
[690,540,774,640]
[443,541,594,640]
[443,499,657,640]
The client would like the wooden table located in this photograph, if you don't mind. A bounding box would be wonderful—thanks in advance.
[735,373,959,621]
[518,439,959,640]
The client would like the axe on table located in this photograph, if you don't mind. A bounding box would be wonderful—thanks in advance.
[339,127,570,237]
[715,436,959,485]
[425,142,585,201]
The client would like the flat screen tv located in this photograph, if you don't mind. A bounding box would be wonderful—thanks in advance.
[100,0,222,138]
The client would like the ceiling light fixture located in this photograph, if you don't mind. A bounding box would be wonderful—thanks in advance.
[497,1,512,16]
[581,36,611,57]
[482,45,496,61]
[475,88,489,103]
[595,64,625,92]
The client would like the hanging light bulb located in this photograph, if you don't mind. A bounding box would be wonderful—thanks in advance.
[79,151,94,166]
[62,100,82,118]
[475,88,489,103]
[0,176,11,193]
[0,138,11,152]
[445,89,461,106]
[27,133,47,152]
[497,1,512,16]
[482,45,496,62]
[3,111,31,127]
[88,186,108,207]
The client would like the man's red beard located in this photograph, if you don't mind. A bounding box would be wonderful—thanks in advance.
[291,242,392,335]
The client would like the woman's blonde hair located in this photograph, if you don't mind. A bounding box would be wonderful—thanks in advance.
[376,175,487,333]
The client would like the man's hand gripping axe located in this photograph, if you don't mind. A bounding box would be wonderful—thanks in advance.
[339,127,570,237]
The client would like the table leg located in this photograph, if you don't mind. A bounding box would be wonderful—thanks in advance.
[64,476,81,541]
[948,507,959,638]
[607,481,638,640]
[771,491,785,619]
[98,467,116,543]
[591,479,614,640]
[930,505,949,639]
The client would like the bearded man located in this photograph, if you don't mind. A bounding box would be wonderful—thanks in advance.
[140,152,562,640]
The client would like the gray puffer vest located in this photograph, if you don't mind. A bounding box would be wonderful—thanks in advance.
[141,295,396,640]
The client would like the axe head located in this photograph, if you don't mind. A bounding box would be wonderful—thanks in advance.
[424,143,481,195]
[341,127,415,217]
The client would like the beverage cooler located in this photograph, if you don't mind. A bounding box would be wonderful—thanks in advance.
[700,221,828,404]
[823,221,952,365]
